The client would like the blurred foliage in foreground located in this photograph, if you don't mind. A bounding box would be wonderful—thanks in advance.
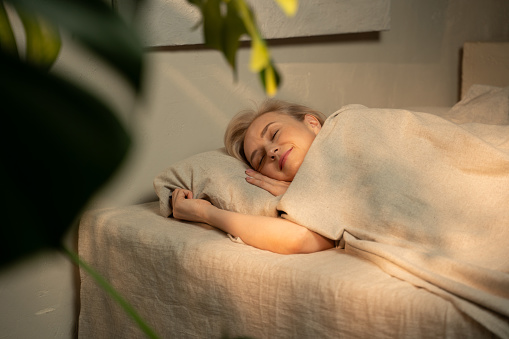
[0,0,142,268]
[0,0,298,268]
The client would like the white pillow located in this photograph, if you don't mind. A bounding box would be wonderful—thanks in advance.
[442,85,509,125]
[153,148,280,218]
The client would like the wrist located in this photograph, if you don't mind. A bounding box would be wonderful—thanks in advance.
[201,203,217,225]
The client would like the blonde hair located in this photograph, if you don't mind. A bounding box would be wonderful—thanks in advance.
[224,99,326,165]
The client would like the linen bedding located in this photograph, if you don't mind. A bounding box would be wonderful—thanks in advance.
[78,202,493,338]
[79,85,509,338]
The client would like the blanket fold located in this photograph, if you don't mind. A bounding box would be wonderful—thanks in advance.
[277,104,509,337]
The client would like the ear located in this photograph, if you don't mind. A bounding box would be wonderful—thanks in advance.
[304,114,322,135]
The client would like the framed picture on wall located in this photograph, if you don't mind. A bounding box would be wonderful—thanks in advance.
[113,0,391,47]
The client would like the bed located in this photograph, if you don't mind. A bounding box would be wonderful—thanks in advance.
[78,42,509,338]
[78,83,509,339]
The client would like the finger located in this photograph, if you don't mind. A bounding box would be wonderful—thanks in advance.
[246,170,290,188]
[184,190,193,199]
[246,176,290,196]
[173,188,185,201]
[246,169,272,183]
[246,169,263,178]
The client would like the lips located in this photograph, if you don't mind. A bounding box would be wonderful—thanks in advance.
[279,147,293,170]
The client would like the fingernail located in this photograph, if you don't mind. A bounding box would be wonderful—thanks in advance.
[246,169,253,173]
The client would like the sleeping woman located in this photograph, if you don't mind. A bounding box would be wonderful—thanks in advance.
[171,99,335,254]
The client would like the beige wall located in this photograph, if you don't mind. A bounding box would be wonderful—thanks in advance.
[91,0,509,210]
[1,0,508,337]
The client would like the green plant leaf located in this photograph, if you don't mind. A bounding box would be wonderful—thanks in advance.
[249,36,269,72]
[259,62,280,97]
[222,0,247,73]
[202,0,222,50]
[188,0,248,76]
[15,7,61,70]
[231,0,257,39]
[189,0,283,96]
[8,0,144,91]
[230,0,282,95]
[0,2,19,58]
[0,53,131,268]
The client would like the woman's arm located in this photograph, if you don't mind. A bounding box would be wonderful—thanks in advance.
[172,189,334,254]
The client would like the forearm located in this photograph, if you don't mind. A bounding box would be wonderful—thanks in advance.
[201,205,334,254]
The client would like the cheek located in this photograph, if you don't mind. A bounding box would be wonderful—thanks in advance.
[261,165,286,181]
[303,133,317,149]
[286,150,307,177]
[261,163,277,176]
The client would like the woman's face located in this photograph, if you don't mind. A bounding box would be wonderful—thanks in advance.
[243,112,321,181]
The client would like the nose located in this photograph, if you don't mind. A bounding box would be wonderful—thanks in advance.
[268,147,279,160]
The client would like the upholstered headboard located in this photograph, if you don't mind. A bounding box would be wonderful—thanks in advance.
[462,42,509,98]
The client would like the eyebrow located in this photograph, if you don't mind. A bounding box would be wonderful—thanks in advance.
[249,121,275,166]
[260,121,275,138]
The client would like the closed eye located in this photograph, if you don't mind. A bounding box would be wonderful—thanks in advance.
[272,129,279,140]
[257,129,278,170]
[258,154,265,170]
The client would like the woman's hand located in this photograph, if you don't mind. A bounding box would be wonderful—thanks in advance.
[245,169,290,196]
[172,188,212,223]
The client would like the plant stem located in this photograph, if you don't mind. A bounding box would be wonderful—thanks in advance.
[62,246,160,339]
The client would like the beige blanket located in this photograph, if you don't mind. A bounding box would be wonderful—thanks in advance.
[278,104,509,337]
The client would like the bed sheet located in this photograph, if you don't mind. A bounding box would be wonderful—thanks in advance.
[78,202,492,338]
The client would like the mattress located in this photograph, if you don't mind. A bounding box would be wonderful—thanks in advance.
[78,202,493,338]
